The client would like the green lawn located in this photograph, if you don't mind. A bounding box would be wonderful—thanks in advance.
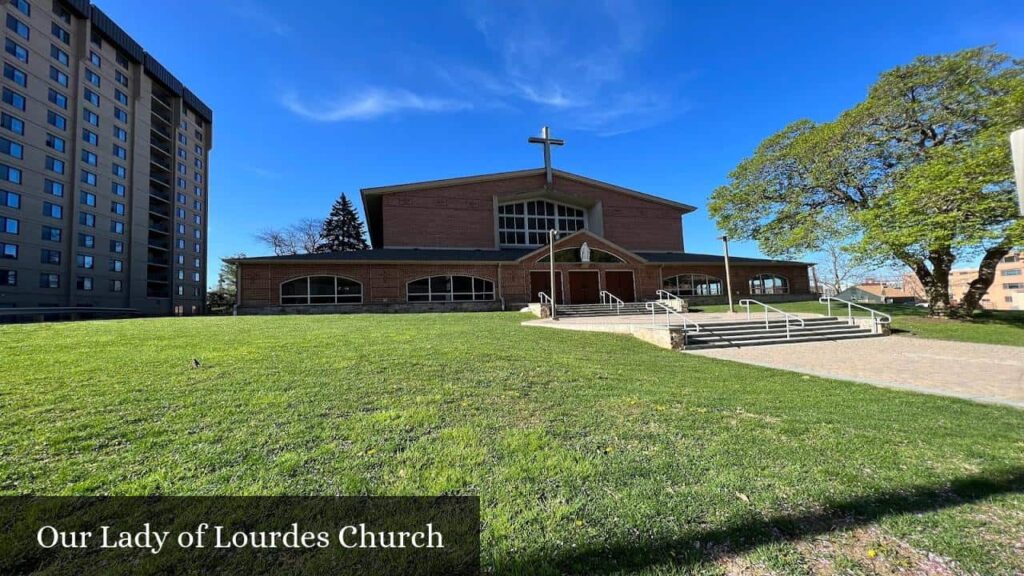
[696,300,1024,347]
[3,313,1023,574]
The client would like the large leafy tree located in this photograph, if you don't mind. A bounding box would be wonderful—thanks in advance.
[321,193,369,252]
[710,47,1024,317]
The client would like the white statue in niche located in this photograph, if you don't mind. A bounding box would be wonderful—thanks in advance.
[580,242,591,262]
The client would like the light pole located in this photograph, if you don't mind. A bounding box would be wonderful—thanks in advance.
[718,235,734,313]
[1012,129,1024,215]
[549,229,558,320]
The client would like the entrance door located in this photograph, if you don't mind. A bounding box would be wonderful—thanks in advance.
[604,271,635,302]
[568,270,601,304]
[530,271,562,303]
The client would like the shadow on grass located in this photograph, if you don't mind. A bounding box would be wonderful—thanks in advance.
[502,468,1024,574]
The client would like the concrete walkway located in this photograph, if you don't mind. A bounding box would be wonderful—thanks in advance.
[691,336,1024,409]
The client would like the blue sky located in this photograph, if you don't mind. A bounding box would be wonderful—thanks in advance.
[98,0,1024,286]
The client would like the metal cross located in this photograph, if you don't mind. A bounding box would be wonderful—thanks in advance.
[528,126,564,187]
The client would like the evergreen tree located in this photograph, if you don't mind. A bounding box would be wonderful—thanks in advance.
[321,193,369,251]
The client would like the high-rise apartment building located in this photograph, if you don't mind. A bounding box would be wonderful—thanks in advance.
[0,0,211,316]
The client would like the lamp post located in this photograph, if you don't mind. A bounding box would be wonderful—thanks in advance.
[718,235,734,313]
[1012,129,1024,216]
[549,229,558,320]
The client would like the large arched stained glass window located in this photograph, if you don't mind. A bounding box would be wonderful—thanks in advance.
[663,274,723,296]
[498,200,585,246]
[749,273,789,295]
[280,276,362,305]
[407,275,495,302]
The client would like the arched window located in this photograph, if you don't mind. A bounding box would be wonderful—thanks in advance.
[280,276,362,305]
[538,247,623,263]
[663,274,723,296]
[498,199,585,246]
[407,275,494,302]
[749,273,789,295]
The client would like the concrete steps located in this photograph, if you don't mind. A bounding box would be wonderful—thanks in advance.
[554,302,653,317]
[680,317,881,350]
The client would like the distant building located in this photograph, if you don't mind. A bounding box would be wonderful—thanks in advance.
[836,282,919,305]
[0,1,212,316]
[900,251,1024,310]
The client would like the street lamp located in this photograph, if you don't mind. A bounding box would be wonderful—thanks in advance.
[1012,129,1024,216]
[549,229,559,320]
[718,235,735,313]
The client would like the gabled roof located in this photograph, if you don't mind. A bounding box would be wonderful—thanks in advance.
[360,168,697,248]
[225,248,534,264]
[514,229,649,263]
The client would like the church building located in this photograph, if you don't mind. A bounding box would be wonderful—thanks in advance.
[230,130,812,313]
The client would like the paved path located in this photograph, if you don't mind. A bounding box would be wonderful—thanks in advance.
[690,336,1024,409]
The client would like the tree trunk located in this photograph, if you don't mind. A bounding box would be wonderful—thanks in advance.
[954,244,1013,317]
[900,250,954,318]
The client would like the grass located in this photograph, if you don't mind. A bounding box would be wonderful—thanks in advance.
[2,312,1023,574]
[696,300,1024,347]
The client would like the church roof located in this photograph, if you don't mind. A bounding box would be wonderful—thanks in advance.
[226,248,535,264]
[360,168,697,249]
[636,252,810,266]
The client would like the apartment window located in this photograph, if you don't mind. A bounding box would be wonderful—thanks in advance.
[178,133,187,145]
[111,201,125,215]
[76,276,93,291]
[89,51,101,67]
[4,39,28,63]
[85,69,100,87]
[177,193,186,204]
[194,144,202,155]
[0,190,18,208]
[81,150,98,166]
[112,163,126,178]
[0,269,16,286]
[78,212,95,228]
[191,271,200,282]
[76,254,94,269]
[48,88,68,109]
[175,238,185,249]
[51,23,70,44]
[83,109,99,126]
[111,182,125,196]
[84,88,100,107]
[109,258,123,272]
[114,108,127,123]
[3,63,27,87]
[90,29,102,48]
[78,233,94,248]
[39,273,59,288]
[3,88,26,110]
[81,171,97,186]
[43,202,62,219]
[50,44,68,66]
[44,179,63,197]
[40,249,61,265]
[193,243,201,253]
[113,144,126,159]
[0,163,22,184]
[177,162,186,174]
[53,2,71,24]
[0,241,16,258]
[1,215,18,233]
[110,220,124,234]
[80,191,96,206]
[177,178,186,189]
[49,66,69,87]
[115,52,128,69]
[0,137,23,159]
[194,159,203,170]
[11,0,30,17]
[177,148,186,159]
[45,156,65,174]
[82,128,98,145]
[1004,255,1019,263]
[193,229,201,240]
[176,254,184,265]
[109,240,123,253]
[176,223,185,234]
[1003,283,1023,290]
[176,284,184,296]
[46,133,65,153]
[1002,269,1022,277]
[7,15,29,40]
[176,208,185,218]
[1,113,23,134]
[110,279,123,292]
[47,110,66,130]
[193,214,201,224]
[193,257,201,268]
[41,226,61,242]
[115,89,128,105]
[113,127,127,141]
[177,269,184,281]
[115,70,128,86]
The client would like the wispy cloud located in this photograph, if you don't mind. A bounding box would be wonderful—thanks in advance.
[223,0,291,37]
[281,88,470,122]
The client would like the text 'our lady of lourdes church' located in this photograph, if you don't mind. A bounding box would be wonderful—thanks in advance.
[229,128,814,314]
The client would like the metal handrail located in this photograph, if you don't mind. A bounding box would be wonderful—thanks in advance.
[656,289,684,303]
[738,298,805,340]
[645,301,701,334]
[538,291,552,306]
[599,290,624,314]
[819,296,892,333]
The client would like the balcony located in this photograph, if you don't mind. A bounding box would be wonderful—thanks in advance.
[147,237,170,251]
